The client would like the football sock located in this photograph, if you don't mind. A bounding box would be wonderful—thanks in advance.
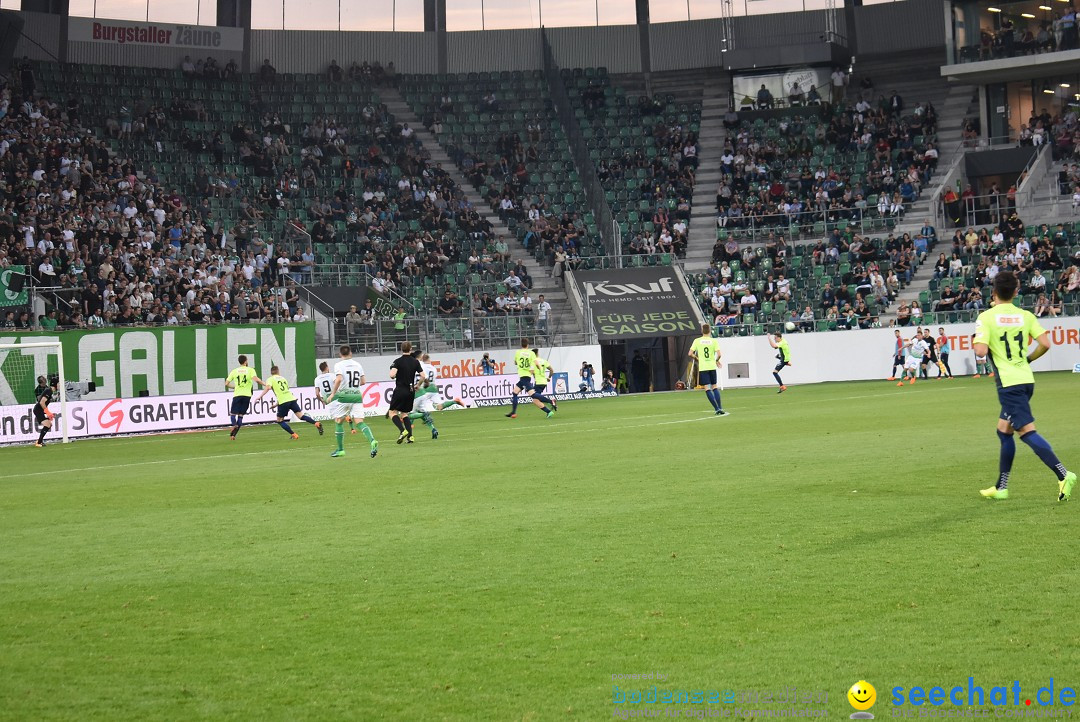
[510,393,520,413]
[997,430,1015,490]
[348,417,356,430]
[391,416,405,432]
[300,414,317,425]
[37,427,48,443]
[1020,431,1068,481]
[772,372,783,386]
[439,400,459,410]
[229,415,237,426]
[533,393,552,405]
[334,421,345,452]
[357,423,375,443]
[279,421,294,435]
[711,389,723,410]
[403,416,413,435]
[705,389,719,410]
[891,364,899,377]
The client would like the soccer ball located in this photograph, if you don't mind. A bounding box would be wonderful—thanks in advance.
[785,321,797,332]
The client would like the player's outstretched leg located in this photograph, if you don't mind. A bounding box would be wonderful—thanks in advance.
[299,413,322,435]
[350,421,377,456]
[438,398,465,410]
[1018,430,1075,500]
[981,430,1014,500]
[330,421,347,457]
[506,391,520,418]
[279,419,298,439]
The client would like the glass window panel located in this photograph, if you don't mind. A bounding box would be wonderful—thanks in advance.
[395,0,425,31]
[540,0,596,26]
[483,0,540,29]
[0,0,22,9]
[252,0,284,29]
[93,0,149,20]
[341,0,392,30]
[597,0,636,24]
[284,0,339,30]
[650,0,689,23]
[688,0,724,19]
[148,0,198,24]
[447,0,483,30]
[743,0,805,14]
[69,0,95,16]
[197,0,218,25]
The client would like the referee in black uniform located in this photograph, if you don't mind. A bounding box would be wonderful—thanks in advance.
[388,341,423,444]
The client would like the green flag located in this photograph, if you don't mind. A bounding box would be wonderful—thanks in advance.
[0,266,27,307]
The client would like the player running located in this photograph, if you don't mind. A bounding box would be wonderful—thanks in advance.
[898,334,923,386]
[768,332,791,393]
[888,329,904,381]
[936,327,954,378]
[32,377,58,447]
[974,270,1075,501]
[531,349,558,412]
[408,352,467,439]
[923,328,941,379]
[388,341,424,443]
[323,346,379,458]
[255,365,322,439]
[225,355,264,439]
[505,338,554,419]
[688,324,727,415]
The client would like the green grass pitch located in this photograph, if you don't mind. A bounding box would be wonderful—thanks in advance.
[2,373,1078,721]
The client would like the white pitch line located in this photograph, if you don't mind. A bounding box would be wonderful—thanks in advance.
[0,449,294,481]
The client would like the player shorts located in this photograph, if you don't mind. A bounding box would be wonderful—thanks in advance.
[998,383,1035,429]
[774,361,789,373]
[516,375,534,392]
[414,393,441,414]
[904,357,920,371]
[230,396,251,415]
[533,384,547,395]
[276,400,301,418]
[698,370,717,386]
[929,350,939,362]
[389,388,415,413]
[893,354,904,367]
[325,401,357,420]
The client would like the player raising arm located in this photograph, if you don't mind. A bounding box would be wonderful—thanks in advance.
[255,365,322,439]
[323,346,379,458]
[974,271,1075,501]
[768,332,791,394]
[225,355,265,439]
[689,324,727,415]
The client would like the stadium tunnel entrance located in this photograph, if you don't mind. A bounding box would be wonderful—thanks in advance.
[601,337,682,394]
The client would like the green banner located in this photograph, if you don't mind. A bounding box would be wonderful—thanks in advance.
[0,323,316,405]
[0,266,28,308]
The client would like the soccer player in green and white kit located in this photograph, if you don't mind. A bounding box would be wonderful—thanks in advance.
[688,324,727,415]
[974,271,1075,501]
[408,352,466,439]
[322,345,379,458]
[255,365,323,439]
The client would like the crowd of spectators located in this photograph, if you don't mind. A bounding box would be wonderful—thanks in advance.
[714,89,938,233]
[966,9,1079,62]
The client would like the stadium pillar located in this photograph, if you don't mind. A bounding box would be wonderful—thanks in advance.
[217,0,251,73]
[636,0,651,95]
[843,0,859,58]
[426,0,447,74]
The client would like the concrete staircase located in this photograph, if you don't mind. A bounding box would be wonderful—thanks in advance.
[378,87,579,335]
[684,76,730,271]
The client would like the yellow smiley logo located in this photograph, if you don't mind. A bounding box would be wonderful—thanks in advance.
[848,681,877,711]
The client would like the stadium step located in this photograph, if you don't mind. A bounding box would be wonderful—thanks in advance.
[683,73,731,271]
[379,88,581,337]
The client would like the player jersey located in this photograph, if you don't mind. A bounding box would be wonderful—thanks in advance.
[226,366,256,397]
[937,335,951,354]
[894,337,904,355]
[265,374,295,404]
[415,362,438,397]
[775,339,791,363]
[690,336,721,372]
[334,359,366,391]
[314,372,335,399]
[532,357,552,385]
[514,349,536,377]
[909,339,928,359]
[973,303,1046,388]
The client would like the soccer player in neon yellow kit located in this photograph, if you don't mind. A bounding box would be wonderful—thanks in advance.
[974,271,1076,501]
[224,355,264,439]
[255,365,322,439]
[689,324,727,415]
[505,338,553,419]
[531,349,558,413]
[768,332,792,393]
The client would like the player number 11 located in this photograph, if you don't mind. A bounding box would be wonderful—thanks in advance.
[998,331,1024,360]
